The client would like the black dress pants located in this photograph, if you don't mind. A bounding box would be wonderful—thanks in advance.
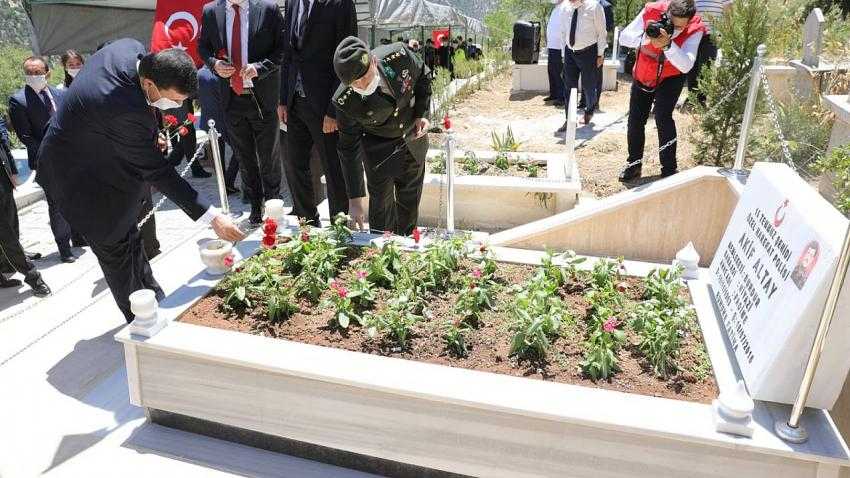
[138,186,160,259]
[0,180,39,283]
[36,177,72,258]
[547,48,565,101]
[627,75,687,173]
[564,45,600,117]
[284,96,348,226]
[364,142,426,236]
[89,226,164,323]
[226,95,281,208]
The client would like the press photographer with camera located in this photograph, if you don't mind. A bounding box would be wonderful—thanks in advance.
[618,0,706,181]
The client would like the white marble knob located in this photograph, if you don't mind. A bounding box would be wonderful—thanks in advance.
[128,289,166,338]
[674,242,700,280]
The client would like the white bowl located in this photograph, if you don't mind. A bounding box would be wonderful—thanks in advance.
[200,239,234,275]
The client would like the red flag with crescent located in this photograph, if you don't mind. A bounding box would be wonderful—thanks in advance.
[150,0,206,67]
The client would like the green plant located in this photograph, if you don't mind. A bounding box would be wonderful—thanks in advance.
[266,288,299,322]
[522,161,541,178]
[630,304,691,377]
[365,240,403,287]
[442,319,470,357]
[348,269,377,307]
[508,271,571,359]
[460,150,482,175]
[693,0,769,166]
[490,125,522,152]
[429,152,447,174]
[590,258,622,290]
[454,267,496,324]
[559,250,588,282]
[540,248,570,287]
[476,244,498,278]
[364,292,421,348]
[581,315,626,380]
[814,144,850,214]
[322,279,361,329]
[493,151,512,170]
[329,212,353,245]
[643,266,686,308]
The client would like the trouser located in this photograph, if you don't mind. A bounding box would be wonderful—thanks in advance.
[284,96,348,226]
[627,75,687,173]
[222,138,241,188]
[36,177,72,258]
[138,186,160,259]
[0,180,40,283]
[564,45,599,117]
[226,95,281,208]
[89,226,164,323]
[547,48,565,100]
[365,143,426,236]
[581,63,605,110]
[687,34,718,106]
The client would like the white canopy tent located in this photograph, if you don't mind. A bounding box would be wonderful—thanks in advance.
[364,0,486,46]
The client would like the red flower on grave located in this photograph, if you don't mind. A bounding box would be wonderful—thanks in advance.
[262,235,276,249]
[603,318,619,333]
[471,268,482,279]
[163,114,179,126]
[616,282,628,293]
[223,254,234,268]
[412,227,421,244]
[263,218,278,235]
[187,113,197,123]
[300,231,310,242]
[178,126,189,136]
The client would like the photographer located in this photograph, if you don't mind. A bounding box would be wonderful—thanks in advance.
[618,0,706,181]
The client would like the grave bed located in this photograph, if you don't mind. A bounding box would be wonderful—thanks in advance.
[116,229,850,477]
[418,151,582,232]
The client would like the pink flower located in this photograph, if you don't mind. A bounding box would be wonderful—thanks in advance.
[603,318,619,333]
[336,286,348,298]
[223,254,234,268]
[300,231,310,242]
[471,268,482,279]
[178,126,189,136]
[356,270,367,280]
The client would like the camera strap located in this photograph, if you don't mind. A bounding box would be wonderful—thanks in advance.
[634,32,665,94]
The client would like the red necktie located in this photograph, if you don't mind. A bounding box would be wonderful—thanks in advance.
[230,4,244,95]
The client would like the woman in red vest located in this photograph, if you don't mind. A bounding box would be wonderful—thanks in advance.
[618,0,706,181]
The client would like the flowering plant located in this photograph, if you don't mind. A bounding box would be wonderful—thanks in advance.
[347,269,376,307]
[322,279,361,329]
[261,218,278,249]
[442,318,469,357]
[454,267,495,324]
[581,308,626,381]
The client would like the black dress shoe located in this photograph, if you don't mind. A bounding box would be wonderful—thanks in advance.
[225,185,240,195]
[25,252,42,261]
[556,121,568,133]
[192,168,212,178]
[619,163,643,182]
[249,206,263,225]
[583,112,594,125]
[26,276,51,297]
[661,168,678,178]
[61,255,77,264]
[552,100,565,107]
[542,96,554,102]
[0,277,22,288]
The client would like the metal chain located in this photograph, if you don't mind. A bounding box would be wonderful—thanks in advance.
[137,138,209,229]
[625,66,754,169]
[757,63,796,170]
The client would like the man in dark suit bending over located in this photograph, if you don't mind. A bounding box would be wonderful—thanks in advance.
[279,0,357,226]
[36,39,244,323]
[198,0,285,224]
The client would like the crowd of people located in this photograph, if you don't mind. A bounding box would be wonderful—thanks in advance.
[0,0,435,324]
[545,0,727,180]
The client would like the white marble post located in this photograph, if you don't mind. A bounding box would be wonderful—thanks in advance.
[564,89,578,179]
[802,8,825,68]
[128,289,166,338]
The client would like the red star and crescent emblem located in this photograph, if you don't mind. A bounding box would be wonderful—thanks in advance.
[774,199,789,228]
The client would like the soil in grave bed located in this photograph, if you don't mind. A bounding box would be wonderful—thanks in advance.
[180,236,717,403]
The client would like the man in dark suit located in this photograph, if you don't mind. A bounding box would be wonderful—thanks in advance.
[198,64,240,194]
[279,0,357,226]
[198,0,285,224]
[36,39,244,323]
[8,56,76,263]
[0,116,50,296]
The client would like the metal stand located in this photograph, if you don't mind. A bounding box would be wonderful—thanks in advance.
[729,44,767,173]
[207,120,231,217]
[775,222,850,443]
[444,121,456,235]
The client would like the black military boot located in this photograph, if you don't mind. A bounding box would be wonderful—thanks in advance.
[249,203,264,225]
[0,275,22,288]
[25,273,51,298]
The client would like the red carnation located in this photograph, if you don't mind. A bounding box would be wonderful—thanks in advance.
[263,218,278,235]
[336,285,348,298]
[300,231,310,242]
[262,235,276,249]
[163,114,178,126]
[412,227,421,244]
[187,113,197,123]
[223,254,234,268]
[178,126,189,136]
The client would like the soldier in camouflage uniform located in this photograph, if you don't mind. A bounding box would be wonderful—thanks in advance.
[332,36,431,235]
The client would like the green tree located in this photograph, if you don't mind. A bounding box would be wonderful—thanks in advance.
[693,0,769,166]
[615,0,646,27]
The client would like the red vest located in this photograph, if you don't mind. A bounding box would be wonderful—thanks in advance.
[633,1,706,87]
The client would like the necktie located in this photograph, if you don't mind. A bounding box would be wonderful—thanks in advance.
[296,0,310,49]
[40,90,54,115]
[230,4,244,95]
[569,7,578,49]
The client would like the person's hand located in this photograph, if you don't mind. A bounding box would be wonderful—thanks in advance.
[596,55,604,68]
[348,197,367,231]
[157,134,168,152]
[322,115,338,133]
[278,105,288,124]
[413,117,430,138]
[11,174,19,187]
[649,29,671,50]
[214,60,236,78]
[240,64,258,80]
[211,214,245,242]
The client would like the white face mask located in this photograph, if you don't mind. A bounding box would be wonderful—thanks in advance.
[227,0,246,5]
[66,68,81,78]
[25,75,48,92]
[352,70,381,96]
[143,83,182,110]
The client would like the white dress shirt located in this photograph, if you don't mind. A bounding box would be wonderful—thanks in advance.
[546,1,570,50]
[619,7,704,74]
[226,0,253,88]
[558,0,607,55]
[296,0,316,34]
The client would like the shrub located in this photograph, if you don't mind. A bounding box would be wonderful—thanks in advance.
[443,319,470,357]
[813,144,850,215]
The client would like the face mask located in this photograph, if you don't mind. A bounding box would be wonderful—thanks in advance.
[25,75,48,92]
[227,0,245,5]
[352,70,381,96]
[66,68,81,78]
[143,83,182,110]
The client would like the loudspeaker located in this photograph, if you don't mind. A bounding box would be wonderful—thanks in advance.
[511,21,541,64]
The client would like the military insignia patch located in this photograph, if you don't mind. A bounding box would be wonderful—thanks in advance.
[401,77,412,94]
[382,64,397,80]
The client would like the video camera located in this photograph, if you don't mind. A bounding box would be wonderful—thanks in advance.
[646,13,675,39]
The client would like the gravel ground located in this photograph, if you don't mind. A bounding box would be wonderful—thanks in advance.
[431,72,701,198]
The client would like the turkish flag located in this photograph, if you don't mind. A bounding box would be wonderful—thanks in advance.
[150,0,207,67]
[432,29,451,48]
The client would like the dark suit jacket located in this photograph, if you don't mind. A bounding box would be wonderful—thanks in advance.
[0,117,17,192]
[8,85,63,170]
[35,38,210,244]
[198,0,285,113]
[279,0,357,118]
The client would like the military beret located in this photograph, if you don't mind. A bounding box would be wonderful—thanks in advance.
[334,36,371,85]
